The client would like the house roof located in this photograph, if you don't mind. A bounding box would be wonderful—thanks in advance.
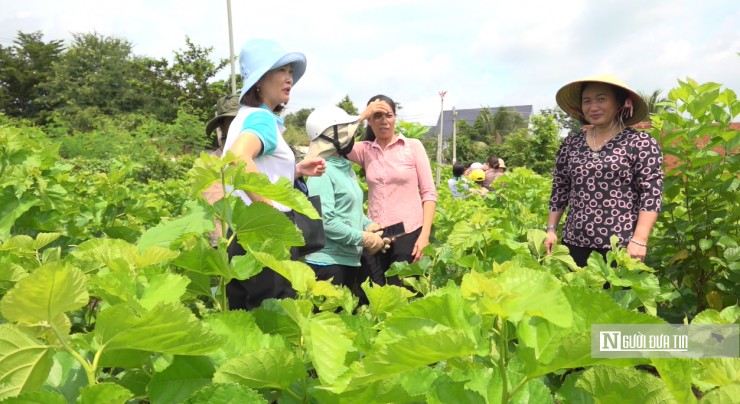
[427,105,533,139]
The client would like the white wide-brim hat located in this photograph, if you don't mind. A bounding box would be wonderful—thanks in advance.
[238,38,307,102]
[555,73,648,126]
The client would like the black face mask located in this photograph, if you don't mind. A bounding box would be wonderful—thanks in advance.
[319,125,354,158]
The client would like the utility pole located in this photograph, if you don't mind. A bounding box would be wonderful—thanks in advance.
[452,106,458,163]
[436,91,446,186]
[227,0,237,95]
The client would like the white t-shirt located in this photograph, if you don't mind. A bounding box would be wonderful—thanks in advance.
[222,105,295,212]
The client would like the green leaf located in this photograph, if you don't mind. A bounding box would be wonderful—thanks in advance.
[251,252,316,293]
[0,190,38,242]
[511,378,554,404]
[95,303,222,355]
[45,351,88,402]
[148,356,215,404]
[304,312,356,385]
[700,384,740,404]
[362,282,416,320]
[651,358,697,404]
[517,286,663,377]
[1,263,88,331]
[1,390,67,403]
[696,358,740,387]
[0,325,54,400]
[229,163,319,218]
[699,239,714,251]
[232,202,304,248]
[527,229,547,257]
[461,267,573,328]
[427,374,487,404]
[213,348,305,390]
[341,328,479,391]
[203,310,288,366]
[137,273,190,311]
[560,366,674,403]
[182,382,267,404]
[76,382,133,404]
[174,238,229,276]
[30,233,62,250]
[381,288,481,348]
[137,201,214,250]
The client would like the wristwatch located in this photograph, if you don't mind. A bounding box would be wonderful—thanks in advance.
[545,224,557,232]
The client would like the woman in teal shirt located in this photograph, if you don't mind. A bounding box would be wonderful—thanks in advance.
[303,106,387,288]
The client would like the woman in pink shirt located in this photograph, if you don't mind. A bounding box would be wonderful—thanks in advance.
[348,95,437,288]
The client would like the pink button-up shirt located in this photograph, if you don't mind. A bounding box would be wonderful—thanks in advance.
[348,135,437,234]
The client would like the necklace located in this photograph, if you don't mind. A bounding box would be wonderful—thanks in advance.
[587,128,620,161]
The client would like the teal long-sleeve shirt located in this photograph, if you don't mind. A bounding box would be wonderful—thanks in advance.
[305,157,372,267]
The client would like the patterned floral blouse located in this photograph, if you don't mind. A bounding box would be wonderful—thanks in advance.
[549,127,664,249]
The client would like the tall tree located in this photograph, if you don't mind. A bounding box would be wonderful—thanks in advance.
[40,32,140,117]
[0,31,64,119]
[336,95,358,115]
[167,37,229,121]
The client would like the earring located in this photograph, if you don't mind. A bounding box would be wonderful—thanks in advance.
[256,86,261,93]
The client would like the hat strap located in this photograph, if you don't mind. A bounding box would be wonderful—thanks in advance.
[319,126,349,157]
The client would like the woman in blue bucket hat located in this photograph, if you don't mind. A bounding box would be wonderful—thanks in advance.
[221,38,326,311]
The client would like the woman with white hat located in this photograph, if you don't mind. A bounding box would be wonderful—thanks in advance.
[302,106,388,290]
[544,74,663,266]
[220,38,326,311]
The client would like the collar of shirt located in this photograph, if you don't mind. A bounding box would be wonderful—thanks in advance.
[370,133,407,150]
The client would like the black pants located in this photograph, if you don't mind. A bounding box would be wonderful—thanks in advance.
[563,242,610,268]
[307,263,358,289]
[225,231,296,311]
[355,227,422,304]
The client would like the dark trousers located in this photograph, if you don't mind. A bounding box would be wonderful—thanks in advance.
[563,242,610,268]
[225,231,296,311]
[355,227,422,304]
[307,263,358,289]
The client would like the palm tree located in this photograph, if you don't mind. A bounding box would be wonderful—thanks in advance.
[638,89,669,115]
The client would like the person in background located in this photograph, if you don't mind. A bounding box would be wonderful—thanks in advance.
[302,106,388,289]
[348,94,437,288]
[448,162,469,198]
[544,73,663,266]
[221,38,326,311]
[468,168,489,197]
[464,161,483,176]
[203,94,240,246]
[482,155,506,191]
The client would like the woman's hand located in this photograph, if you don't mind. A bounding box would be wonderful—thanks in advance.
[627,239,647,261]
[296,157,326,177]
[544,231,558,254]
[412,234,429,262]
[358,99,392,122]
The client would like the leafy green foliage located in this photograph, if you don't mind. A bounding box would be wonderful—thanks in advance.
[0,75,738,403]
[648,78,739,315]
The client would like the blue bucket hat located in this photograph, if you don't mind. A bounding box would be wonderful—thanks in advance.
[238,38,307,102]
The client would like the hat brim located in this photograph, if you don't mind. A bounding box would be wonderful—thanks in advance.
[239,52,307,101]
[555,74,648,126]
[205,110,240,135]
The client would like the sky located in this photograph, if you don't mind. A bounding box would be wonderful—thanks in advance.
[1,0,738,126]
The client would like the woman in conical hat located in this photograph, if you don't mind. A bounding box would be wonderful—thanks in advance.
[544,74,663,267]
